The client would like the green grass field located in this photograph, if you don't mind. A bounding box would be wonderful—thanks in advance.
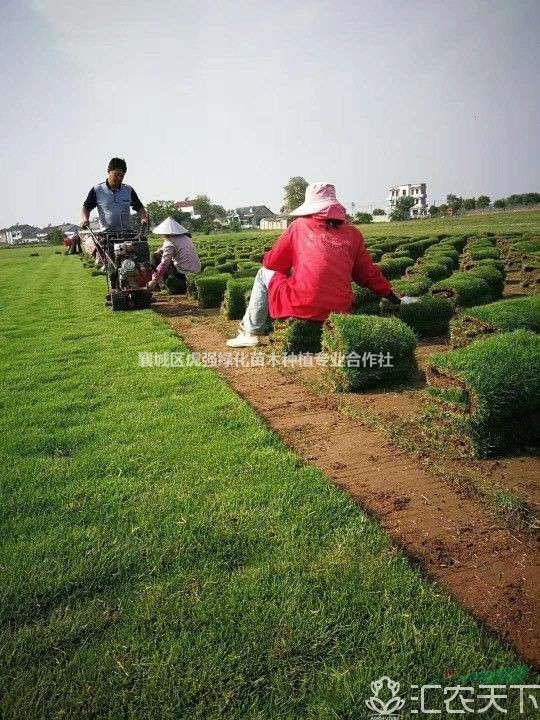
[356,209,540,239]
[179,209,540,249]
[0,246,530,719]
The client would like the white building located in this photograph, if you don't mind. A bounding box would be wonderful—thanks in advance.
[0,224,44,245]
[175,198,201,220]
[387,183,428,218]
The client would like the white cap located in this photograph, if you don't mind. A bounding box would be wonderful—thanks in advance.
[152,216,189,235]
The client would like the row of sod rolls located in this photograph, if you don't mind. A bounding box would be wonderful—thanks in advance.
[449,296,540,348]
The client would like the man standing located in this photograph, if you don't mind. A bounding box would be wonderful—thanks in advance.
[81,157,148,233]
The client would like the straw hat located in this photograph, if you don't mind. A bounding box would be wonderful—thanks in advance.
[289,182,346,216]
[152,217,189,235]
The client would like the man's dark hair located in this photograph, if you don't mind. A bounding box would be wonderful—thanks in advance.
[107,157,127,173]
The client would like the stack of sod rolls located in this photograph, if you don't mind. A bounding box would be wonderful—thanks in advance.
[429,271,493,307]
[221,277,255,320]
[322,314,417,391]
[450,296,540,348]
[195,273,232,308]
[398,295,454,338]
[272,318,324,354]
[425,330,540,457]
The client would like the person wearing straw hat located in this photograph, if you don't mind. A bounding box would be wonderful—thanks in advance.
[147,217,201,290]
[226,182,417,348]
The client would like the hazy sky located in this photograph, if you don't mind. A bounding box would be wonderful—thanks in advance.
[1,0,539,228]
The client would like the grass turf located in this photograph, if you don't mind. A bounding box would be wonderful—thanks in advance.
[450,296,540,348]
[322,313,418,390]
[0,247,527,718]
[426,330,540,457]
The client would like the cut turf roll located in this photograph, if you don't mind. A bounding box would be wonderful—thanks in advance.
[392,275,433,296]
[323,313,417,391]
[430,272,493,307]
[450,296,540,348]
[195,273,233,308]
[352,284,381,315]
[425,330,540,457]
[377,256,415,279]
[399,296,454,338]
[408,258,453,280]
[467,246,501,261]
[273,318,324,354]
[466,265,505,299]
[221,277,255,320]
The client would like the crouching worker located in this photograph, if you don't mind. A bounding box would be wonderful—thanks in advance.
[227,182,417,348]
[147,217,201,291]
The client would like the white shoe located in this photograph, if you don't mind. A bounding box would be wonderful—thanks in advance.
[226,332,259,348]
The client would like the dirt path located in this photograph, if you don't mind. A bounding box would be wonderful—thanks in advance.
[156,297,540,668]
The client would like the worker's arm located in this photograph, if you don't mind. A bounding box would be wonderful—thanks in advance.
[151,244,174,283]
[351,229,397,300]
[81,187,96,228]
[262,224,294,273]
[131,189,148,225]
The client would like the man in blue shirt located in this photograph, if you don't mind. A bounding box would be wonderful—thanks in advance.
[81,157,148,233]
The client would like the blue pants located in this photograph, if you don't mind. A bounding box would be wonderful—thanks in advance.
[241,267,275,334]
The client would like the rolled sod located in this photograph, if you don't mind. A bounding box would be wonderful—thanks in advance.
[221,277,255,320]
[409,258,453,280]
[323,313,417,391]
[352,284,381,315]
[377,256,415,279]
[273,318,324,354]
[450,296,540,348]
[392,275,433,296]
[466,265,505,299]
[430,272,493,307]
[399,296,454,338]
[195,273,233,308]
[426,330,540,457]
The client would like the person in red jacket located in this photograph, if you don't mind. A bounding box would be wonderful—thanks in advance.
[226,182,415,348]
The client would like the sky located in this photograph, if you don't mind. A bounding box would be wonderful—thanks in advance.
[1,0,539,228]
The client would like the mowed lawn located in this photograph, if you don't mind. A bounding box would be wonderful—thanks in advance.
[0,247,522,719]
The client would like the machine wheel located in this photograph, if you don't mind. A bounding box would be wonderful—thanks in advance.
[110,290,129,311]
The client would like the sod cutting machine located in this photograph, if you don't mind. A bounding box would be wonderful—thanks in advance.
[87,225,153,311]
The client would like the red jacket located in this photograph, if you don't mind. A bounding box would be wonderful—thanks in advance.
[263,216,392,321]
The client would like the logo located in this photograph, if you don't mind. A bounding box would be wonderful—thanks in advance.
[365,676,405,718]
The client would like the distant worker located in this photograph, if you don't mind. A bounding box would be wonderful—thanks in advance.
[80,157,148,234]
[226,182,418,347]
[65,230,82,255]
[147,217,201,291]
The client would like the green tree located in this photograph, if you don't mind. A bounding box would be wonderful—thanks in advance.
[446,194,463,212]
[354,212,373,223]
[190,195,227,233]
[493,199,507,209]
[372,208,386,216]
[45,228,65,245]
[147,200,191,228]
[463,198,476,210]
[477,195,490,208]
[428,204,439,217]
[281,177,308,214]
[390,196,416,221]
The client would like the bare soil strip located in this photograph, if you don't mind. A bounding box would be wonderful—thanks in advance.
[155,297,540,667]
